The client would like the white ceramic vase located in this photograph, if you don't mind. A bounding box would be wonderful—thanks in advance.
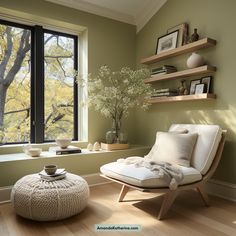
[87,143,93,151]
[186,52,204,68]
[93,142,101,151]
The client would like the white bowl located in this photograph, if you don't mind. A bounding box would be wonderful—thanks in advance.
[56,138,72,149]
[27,148,42,157]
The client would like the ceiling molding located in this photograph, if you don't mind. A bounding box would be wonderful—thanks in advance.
[45,0,167,32]
[135,0,167,32]
[45,0,135,25]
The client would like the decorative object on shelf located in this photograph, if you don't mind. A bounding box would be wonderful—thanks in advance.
[151,65,177,75]
[189,79,201,95]
[183,27,189,45]
[178,79,188,95]
[156,30,179,54]
[87,143,93,151]
[152,88,178,97]
[189,28,199,43]
[167,23,188,47]
[55,137,72,149]
[27,148,42,157]
[93,142,101,151]
[77,66,153,145]
[195,83,206,94]
[187,52,204,68]
[201,76,212,93]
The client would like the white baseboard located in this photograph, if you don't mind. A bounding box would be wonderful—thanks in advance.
[206,179,236,202]
[1,175,235,204]
[0,173,111,204]
[0,186,12,204]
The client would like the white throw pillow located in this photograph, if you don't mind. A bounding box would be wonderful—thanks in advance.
[145,132,198,167]
[145,129,188,160]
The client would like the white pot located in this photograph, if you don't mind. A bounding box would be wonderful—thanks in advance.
[186,52,204,68]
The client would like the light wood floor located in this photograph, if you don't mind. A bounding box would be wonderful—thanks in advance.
[0,183,236,236]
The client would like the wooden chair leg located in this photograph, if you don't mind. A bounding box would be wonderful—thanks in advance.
[158,191,179,220]
[118,185,130,202]
[197,185,210,206]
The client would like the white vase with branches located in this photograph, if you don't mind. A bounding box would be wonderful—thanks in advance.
[78,65,153,144]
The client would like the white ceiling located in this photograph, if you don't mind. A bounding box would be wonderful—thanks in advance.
[45,0,167,32]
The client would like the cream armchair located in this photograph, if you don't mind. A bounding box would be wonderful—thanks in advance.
[100,124,226,220]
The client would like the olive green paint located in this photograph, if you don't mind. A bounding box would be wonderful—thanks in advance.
[136,0,236,184]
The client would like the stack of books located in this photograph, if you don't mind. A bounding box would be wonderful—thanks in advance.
[49,145,82,155]
[151,65,177,76]
[39,168,67,181]
[152,88,178,97]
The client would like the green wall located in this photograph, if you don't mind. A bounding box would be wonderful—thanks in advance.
[136,0,236,184]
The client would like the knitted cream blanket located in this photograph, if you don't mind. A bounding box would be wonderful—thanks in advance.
[117,157,183,190]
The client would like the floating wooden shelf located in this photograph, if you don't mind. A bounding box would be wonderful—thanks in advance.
[147,94,216,104]
[144,65,216,83]
[141,38,216,65]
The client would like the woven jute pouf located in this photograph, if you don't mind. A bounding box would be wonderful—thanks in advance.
[11,173,89,221]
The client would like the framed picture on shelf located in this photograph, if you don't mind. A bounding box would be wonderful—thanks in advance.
[167,23,188,47]
[195,83,206,94]
[156,30,179,54]
[189,79,201,94]
[201,76,212,93]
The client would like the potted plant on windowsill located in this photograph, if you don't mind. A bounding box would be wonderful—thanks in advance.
[78,65,153,147]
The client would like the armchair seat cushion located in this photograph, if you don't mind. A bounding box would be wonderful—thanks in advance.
[100,161,202,188]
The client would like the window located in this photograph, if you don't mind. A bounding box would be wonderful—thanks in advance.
[0,20,78,144]
[44,30,78,141]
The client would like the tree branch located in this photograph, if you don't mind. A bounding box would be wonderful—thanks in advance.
[4,107,30,115]
[4,30,31,87]
[0,26,13,81]
[44,34,56,45]
[45,103,73,125]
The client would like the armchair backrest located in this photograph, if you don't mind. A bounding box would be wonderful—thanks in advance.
[169,124,222,175]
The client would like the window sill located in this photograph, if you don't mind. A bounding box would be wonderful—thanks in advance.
[0,141,88,155]
[0,145,150,163]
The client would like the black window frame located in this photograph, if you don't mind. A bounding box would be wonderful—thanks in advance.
[0,20,78,144]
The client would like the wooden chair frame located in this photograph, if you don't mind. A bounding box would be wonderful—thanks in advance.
[100,131,226,220]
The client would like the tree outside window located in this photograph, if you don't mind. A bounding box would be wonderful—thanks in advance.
[0,21,78,144]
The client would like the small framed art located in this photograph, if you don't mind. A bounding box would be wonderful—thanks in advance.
[189,79,201,95]
[195,83,206,94]
[201,76,212,93]
[167,23,188,47]
[156,30,179,54]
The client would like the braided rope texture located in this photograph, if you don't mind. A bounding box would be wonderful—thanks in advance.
[11,173,89,221]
